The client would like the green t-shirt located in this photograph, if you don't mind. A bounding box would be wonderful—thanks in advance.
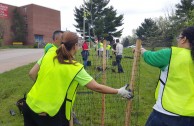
[37,43,55,65]
[74,68,93,86]
[44,43,54,53]
[37,57,43,65]
[142,48,171,71]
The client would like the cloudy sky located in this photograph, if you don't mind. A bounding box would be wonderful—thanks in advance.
[1,0,181,37]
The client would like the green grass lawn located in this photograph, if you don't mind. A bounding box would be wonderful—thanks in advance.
[0,48,160,126]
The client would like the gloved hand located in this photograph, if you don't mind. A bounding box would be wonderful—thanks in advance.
[117,84,133,99]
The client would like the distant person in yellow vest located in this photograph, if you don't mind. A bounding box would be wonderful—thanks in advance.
[98,39,103,57]
[106,42,111,58]
[23,31,132,126]
[141,26,194,126]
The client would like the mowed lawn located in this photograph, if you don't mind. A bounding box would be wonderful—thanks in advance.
[0,48,160,126]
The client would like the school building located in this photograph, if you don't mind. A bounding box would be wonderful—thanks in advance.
[0,3,61,46]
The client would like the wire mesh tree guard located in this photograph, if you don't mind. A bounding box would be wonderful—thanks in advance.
[71,39,142,126]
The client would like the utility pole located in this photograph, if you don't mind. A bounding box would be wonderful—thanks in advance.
[90,0,95,38]
[83,3,86,41]
[89,0,93,48]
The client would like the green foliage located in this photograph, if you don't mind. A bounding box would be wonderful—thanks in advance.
[176,0,194,18]
[0,19,6,46]
[0,20,5,41]
[11,8,27,43]
[74,0,124,39]
[122,32,138,47]
[155,16,174,47]
[0,39,3,47]
[172,0,194,33]
[133,0,194,49]
[122,37,130,47]
[136,18,159,38]
[186,9,194,26]
[33,42,38,48]
[136,18,161,49]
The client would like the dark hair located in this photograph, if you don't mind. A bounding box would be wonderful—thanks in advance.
[116,39,119,43]
[54,31,78,64]
[181,26,194,60]
[52,30,63,41]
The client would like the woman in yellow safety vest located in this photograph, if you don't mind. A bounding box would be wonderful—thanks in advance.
[23,31,132,126]
[141,26,194,126]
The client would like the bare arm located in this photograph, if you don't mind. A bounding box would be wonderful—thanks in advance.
[112,49,116,52]
[85,79,118,94]
[29,63,40,81]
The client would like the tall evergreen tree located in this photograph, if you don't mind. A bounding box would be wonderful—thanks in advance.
[187,9,194,26]
[176,0,194,19]
[172,0,194,32]
[74,0,124,39]
[136,18,161,49]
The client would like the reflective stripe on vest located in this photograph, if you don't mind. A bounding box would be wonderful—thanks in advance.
[26,47,83,120]
[157,47,194,116]
[155,66,169,100]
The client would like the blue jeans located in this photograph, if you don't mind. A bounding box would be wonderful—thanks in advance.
[83,60,87,68]
[145,110,194,126]
[81,50,89,68]
[116,55,124,72]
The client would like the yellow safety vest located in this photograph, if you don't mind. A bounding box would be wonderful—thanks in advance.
[155,47,194,116]
[100,42,103,48]
[106,45,111,50]
[26,47,83,120]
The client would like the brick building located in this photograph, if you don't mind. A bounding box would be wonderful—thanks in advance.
[0,3,61,46]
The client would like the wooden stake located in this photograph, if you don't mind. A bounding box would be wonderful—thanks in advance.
[69,114,73,126]
[125,39,142,126]
[101,39,107,126]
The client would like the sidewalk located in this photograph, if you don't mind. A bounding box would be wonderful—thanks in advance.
[0,49,44,73]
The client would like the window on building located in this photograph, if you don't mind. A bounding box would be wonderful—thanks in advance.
[23,7,27,13]
[34,35,44,43]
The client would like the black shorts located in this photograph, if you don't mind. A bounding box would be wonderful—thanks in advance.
[23,101,69,126]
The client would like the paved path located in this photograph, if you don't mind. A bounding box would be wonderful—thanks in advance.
[0,49,44,73]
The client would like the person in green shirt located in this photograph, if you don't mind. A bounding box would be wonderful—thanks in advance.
[29,30,63,80]
[141,26,194,126]
[24,31,132,126]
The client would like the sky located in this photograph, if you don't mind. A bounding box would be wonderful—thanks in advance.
[1,0,181,37]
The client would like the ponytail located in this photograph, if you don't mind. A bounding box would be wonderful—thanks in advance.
[54,43,75,64]
[53,31,78,64]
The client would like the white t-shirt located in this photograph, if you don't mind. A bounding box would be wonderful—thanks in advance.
[116,43,123,55]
